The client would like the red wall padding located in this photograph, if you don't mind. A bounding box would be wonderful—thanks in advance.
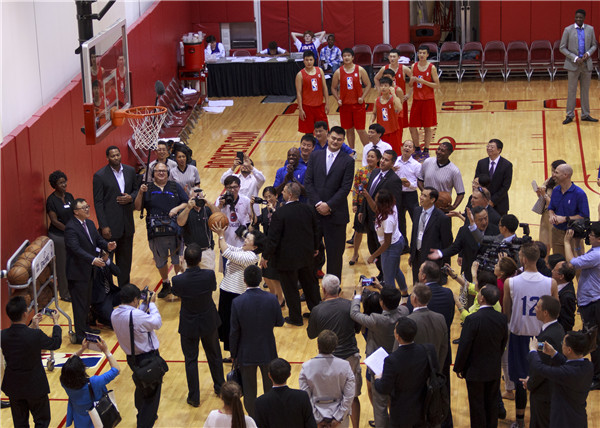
[530,1,561,43]
[226,1,255,22]
[323,1,354,49]
[354,1,383,48]
[260,1,289,51]
[501,2,531,43]
[389,1,410,45]
[480,1,502,45]
[288,1,323,40]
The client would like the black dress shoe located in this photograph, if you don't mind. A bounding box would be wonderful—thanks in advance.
[590,379,600,391]
[581,116,599,122]
[186,398,199,408]
[87,327,101,334]
[302,312,311,319]
[222,356,232,363]
[452,338,460,344]
[498,405,507,420]
[369,421,376,427]
[284,317,303,326]
[61,296,72,303]
[1,400,10,409]
[562,116,573,124]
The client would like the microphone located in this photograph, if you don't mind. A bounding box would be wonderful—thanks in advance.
[154,80,165,106]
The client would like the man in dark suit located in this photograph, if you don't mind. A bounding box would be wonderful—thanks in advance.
[474,139,513,216]
[230,265,284,418]
[360,149,403,278]
[305,126,354,280]
[409,187,452,284]
[374,317,438,428]
[526,296,565,428]
[172,243,225,408]
[454,285,508,428]
[93,145,138,286]
[458,187,501,227]
[551,261,577,332]
[1,296,62,427]
[263,182,321,326]
[255,358,317,428]
[90,250,121,328]
[429,206,500,282]
[65,198,116,343]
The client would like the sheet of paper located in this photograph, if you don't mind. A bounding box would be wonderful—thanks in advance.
[276,57,289,62]
[253,57,271,62]
[203,106,226,114]
[182,88,197,95]
[364,347,389,376]
[208,99,234,107]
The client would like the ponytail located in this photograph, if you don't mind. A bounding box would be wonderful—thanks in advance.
[220,381,247,428]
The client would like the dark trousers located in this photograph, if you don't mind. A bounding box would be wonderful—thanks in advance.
[48,230,69,299]
[239,364,272,419]
[127,351,162,428]
[278,266,321,323]
[529,389,551,428]
[67,278,93,340]
[580,299,600,379]
[9,396,50,428]
[217,290,240,351]
[91,291,121,328]
[399,191,418,247]
[366,227,383,278]
[442,342,453,428]
[466,378,500,428]
[113,234,134,286]
[180,330,225,403]
[320,220,346,280]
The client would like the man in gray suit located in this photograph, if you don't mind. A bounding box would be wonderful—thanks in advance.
[559,8,598,124]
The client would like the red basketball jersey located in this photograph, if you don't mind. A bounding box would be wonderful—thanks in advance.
[412,62,435,100]
[340,65,363,104]
[385,64,406,92]
[301,68,324,106]
[376,95,399,134]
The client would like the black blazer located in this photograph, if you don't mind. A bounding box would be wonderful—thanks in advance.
[462,203,501,227]
[171,266,221,338]
[558,282,577,333]
[264,201,320,270]
[254,386,317,428]
[474,156,513,215]
[360,168,403,229]
[304,149,354,225]
[407,282,455,333]
[92,164,138,239]
[1,324,62,399]
[374,343,438,428]
[65,218,109,281]
[91,262,121,304]
[409,206,453,268]
[528,321,565,397]
[454,307,508,381]
[528,351,594,428]
[230,288,284,365]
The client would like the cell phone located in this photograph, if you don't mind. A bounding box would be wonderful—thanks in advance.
[41,308,56,316]
[360,275,374,287]
[236,151,245,164]
[537,342,545,351]
[358,185,364,192]
[85,332,101,343]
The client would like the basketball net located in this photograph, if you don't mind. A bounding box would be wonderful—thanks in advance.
[123,106,167,151]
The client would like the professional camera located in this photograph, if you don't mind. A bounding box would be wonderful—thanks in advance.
[476,223,532,272]
[193,188,206,208]
[221,191,235,208]
[253,197,268,205]
[568,218,592,243]
[235,225,248,239]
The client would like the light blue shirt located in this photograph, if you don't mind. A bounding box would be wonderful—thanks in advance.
[570,246,600,306]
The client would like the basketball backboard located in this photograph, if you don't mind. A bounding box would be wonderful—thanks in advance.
[81,18,130,145]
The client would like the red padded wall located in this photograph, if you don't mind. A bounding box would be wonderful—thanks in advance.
[260,1,289,51]
[480,1,502,45]
[288,1,323,37]
[389,1,410,45]
[531,1,561,42]
[501,2,531,43]
[354,1,383,48]
[226,1,255,22]
[323,1,354,49]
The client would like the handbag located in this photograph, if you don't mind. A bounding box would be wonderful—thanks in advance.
[87,382,121,428]
[226,363,244,395]
[129,312,169,397]
[531,195,546,215]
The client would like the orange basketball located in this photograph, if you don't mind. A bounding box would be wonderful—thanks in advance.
[38,284,55,308]
[33,236,50,247]
[7,265,30,285]
[20,251,37,263]
[11,289,32,306]
[435,191,453,211]
[208,212,229,230]
[12,258,32,274]
[37,265,51,284]
[24,243,41,255]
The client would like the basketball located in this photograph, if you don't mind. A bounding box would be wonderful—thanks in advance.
[37,265,51,284]
[12,258,32,274]
[33,236,50,247]
[11,289,32,306]
[38,284,55,308]
[208,212,229,230]
[7,265,30,285]
[24,242,42,255]
[435,191,453,211]
[20,251,37,263]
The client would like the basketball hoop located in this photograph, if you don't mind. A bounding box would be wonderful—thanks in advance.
[111,105,167,150]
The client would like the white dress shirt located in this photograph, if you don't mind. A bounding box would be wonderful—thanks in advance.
[394,155,421,192]
[362,140,392,166]
[111,303,162,355]
[111,164,125,193]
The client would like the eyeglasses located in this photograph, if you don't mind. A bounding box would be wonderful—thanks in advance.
[226,185,239,190]
[155,170,168,174]
[75,205,90,210]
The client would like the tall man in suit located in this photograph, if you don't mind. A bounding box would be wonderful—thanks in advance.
[93,145,138,286]
[305,126,354,281]
[230,265,284,418]
[409,187,452,284]
[359,149,403,278]
[525,296,565,428]
[171,243,224,407]
[255,358,317,428]
[1,296,62,427]
[65,198,116,343]
[454,285,508,428]
[551,261,577,332]
[559,9,598,124]
[263,182,321,326]
[474,139,513,216]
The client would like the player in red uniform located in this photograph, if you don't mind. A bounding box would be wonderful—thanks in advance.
[331,48,372,149]
[374,48,412,129]
[295,50,329,133]
[409,45,440,160]
[382,68,405,124]
[372,77,402,153]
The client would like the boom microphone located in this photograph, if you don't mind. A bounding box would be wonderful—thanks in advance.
[154,80,165,106]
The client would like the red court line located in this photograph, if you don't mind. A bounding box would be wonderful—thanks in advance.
[574,112,600,196]
[541,110,548,180]
[247,114,278,158]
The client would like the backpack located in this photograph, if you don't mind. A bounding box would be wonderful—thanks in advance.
[423,346,450,426]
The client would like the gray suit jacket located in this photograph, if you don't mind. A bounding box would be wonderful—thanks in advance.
[406,307,448,367]
[559,23,597,71]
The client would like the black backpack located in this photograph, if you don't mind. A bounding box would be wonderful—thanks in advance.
[423,346,450,426]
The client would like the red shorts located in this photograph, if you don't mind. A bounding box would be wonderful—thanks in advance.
[299,104,328,133]
[409,99,437,128]
[402,100,409,128]
[339,103,366,130]
[382,130,402,154]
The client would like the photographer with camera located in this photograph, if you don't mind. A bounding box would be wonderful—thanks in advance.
[564,223,600,390]
[221,153,266,216]
[177,187,219,270]
[135,163,188,298]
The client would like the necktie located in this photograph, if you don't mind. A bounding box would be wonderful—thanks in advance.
[326,152,335,174]
[489,160,496,178]
[416,210,427,250]
[369,172,383,196]
[81,221,93,244]
[103,271,111,294]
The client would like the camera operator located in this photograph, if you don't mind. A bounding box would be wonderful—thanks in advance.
[177,187,219,270]
[564,224,600,390]
[220,154,266,216]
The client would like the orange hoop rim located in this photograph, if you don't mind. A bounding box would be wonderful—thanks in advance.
[111,105,167,127]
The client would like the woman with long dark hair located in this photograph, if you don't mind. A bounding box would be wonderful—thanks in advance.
[535,159,566,253]
[203,381,257,428]
[60,338,120,428]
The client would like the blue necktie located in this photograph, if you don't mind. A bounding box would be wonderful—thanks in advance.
[577,27,585,57]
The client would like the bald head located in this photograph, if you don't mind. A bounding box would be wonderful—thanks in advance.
[554,164,573,186]
[287,147,300,166]
[557,164,573,177]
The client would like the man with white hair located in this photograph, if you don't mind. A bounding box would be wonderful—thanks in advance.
[306,275,362,428]
[547,163,589,256]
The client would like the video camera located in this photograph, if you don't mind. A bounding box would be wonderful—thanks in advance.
[568,218,592,244]
[193,188,206,208]
[476,223,532,272]
[221,191,236,208]
[252,197,268,205]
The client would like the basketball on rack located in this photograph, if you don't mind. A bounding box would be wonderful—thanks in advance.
[11,289,33,306]
[33,236,50,247]
[37,265,51,284]
[435,191,453,211]
[208,212,229,230]
[7,265,30,285]
[12,258,32,275]
[20,251,37,263]
[24,242,42,255]
[37,284,54,308]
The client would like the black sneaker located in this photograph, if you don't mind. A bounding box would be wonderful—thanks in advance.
[157,282,171,298]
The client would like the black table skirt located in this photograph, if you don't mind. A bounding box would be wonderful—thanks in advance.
[207,60,302,97]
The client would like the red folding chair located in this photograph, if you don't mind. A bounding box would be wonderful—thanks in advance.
[529,40,553,80]
[552,40,566,79]
[481,41,507,82]
[506,41,530,81]
[438,41,461,80]
[396,43,416,64]
[373,43,393,71]
[461,41,483,82]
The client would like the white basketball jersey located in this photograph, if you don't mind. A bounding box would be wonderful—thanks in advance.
[508,271,552,336]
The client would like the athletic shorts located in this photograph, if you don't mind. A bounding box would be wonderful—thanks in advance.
[507,333,531,383]
[409,98,437,128]
[148,236,180,269]
[299,104,328,133]
[382,130,402,154]
[345,353,363,397]
[340,103,366,130]
[402,100,410,128]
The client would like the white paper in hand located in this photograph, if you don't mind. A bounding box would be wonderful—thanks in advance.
[364,347,389,376]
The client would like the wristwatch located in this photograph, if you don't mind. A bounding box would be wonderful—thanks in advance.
[566,216,571,223]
